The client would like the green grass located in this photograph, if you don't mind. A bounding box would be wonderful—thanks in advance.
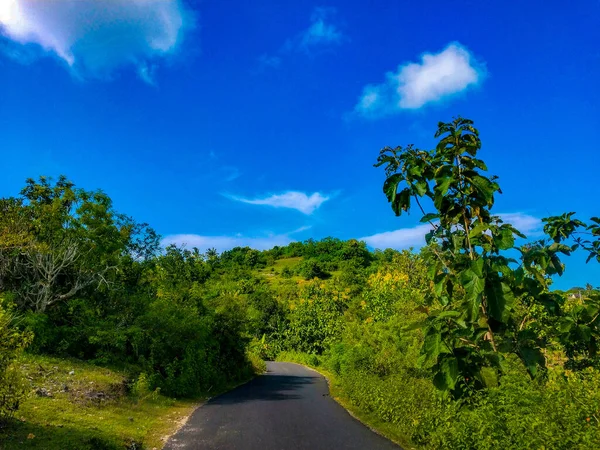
[257,257,305,285]
[0,354,200,450]
[271,257,303,270]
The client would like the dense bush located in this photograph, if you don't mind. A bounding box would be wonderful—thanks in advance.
[284,281,347,354]
[0,297,31,421]
[296,259,330,280]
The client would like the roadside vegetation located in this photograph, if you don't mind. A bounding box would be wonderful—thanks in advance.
[1,353,200,449]
[1,118,599,449]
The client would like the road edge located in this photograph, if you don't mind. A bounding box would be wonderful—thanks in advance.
[160,374,261,449]
[277,361,413,450]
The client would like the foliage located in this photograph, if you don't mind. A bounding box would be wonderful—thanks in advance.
[0,353,200,450]
[0,296,32,421]
[375,117,600,397]
[296,258,330,280]
[285,281,347,354]
[0,176,159,312]
[1,161,599,449]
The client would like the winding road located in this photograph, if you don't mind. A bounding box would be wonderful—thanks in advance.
[165,361,400,450]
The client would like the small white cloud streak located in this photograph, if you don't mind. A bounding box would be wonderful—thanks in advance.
[360,213,542,250]
[257,54,281,69]
[498,213,541,235]
[229,191,330,215]
[259,7,344,71]
[161,233,293,253]
[355,42,485,116]
[299,7,343,49]
[360,223,433,250]
[0,0,191,81]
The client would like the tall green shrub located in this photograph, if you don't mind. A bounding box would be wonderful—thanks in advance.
[0,298,31,421]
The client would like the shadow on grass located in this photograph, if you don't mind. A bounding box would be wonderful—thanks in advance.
[0,418,139,450]
[208,372,317,405]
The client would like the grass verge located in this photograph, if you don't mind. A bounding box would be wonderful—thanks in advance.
[0,354,227,449]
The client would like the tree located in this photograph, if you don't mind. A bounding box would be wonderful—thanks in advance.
[297,259,330,280]
[375,118,590,396]
[1,176,159,312]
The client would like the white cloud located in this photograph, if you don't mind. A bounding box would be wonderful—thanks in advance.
[0,0,192,81]
[355,42,485,116]
[360,213,541,250]
[360,223,433,250]
[228,191,330,215]
[161,225,311,253]
[498,213,542,235]
[161,233,294,253]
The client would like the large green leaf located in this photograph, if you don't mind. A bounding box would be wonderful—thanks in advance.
[468,222,488,239]
[494,227,515,250]
[485,279,514,322]
[460,268,485,303]
[382,173,403,202]
[576,325,592,343]
[423,330,442,358]
[470,258,484,277]
[391,188,411,216]
[519,346,545,377]
[420,213,439,223]
[478,366,498,388]
[470,175,497,203]
[435,176,454,197]
[413,180,428,197]
[441,356,459,390]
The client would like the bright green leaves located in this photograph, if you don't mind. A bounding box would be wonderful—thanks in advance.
[435,176,454,197]
[469,174,499,206]
[539,213,600,264]
[556,296,600,364]
[420,213,440,223]
[581,217,600,263]
[375,117,600,398]
[433,356,459,391]
[382,175,412,217]
[434,118,480,158]
[422,328,445,364]
[375,117,552,398]
[375,145,434,218]
[543,212,585,243]
[461,265,484,305]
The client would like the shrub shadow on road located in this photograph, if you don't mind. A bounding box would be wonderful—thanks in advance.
[208,373,318,405]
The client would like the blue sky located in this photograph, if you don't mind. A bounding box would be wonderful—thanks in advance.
[0,0,598,288]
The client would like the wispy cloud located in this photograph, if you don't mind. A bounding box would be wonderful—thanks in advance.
[222,166,241,182]
[0,0,193,83]
[257,54,282,70]
[498,213,542,235]
[354,42,485,117]
[296,7,344,51]
[161,233,294,252]
[360,213,542,250]
[259,7,345,69]
[360,224,433,250]
[227,191,330,215]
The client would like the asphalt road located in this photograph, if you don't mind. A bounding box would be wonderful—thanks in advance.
[164,361,400,450]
